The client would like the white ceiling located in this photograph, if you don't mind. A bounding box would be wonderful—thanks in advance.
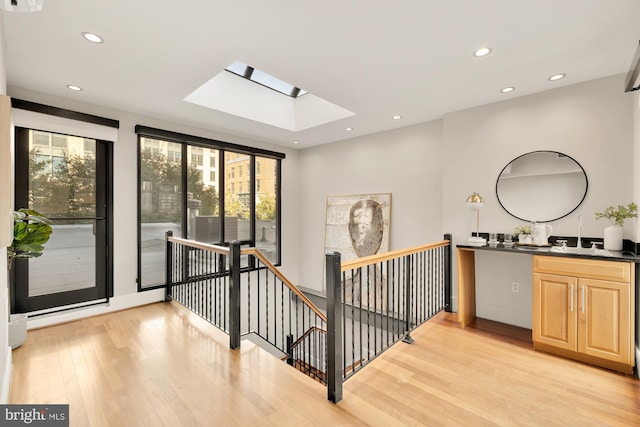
[3,0,640,149]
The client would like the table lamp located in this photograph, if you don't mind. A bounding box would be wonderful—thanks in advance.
[466,192,486,246]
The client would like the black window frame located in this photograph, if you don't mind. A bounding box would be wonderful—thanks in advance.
[10,98,118,313]
[225,62,308,98]
[135,125,284,291]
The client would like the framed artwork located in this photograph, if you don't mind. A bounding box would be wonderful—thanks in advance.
[324,193,391,309]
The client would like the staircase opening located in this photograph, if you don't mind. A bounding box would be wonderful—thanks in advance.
[165,232,452,403]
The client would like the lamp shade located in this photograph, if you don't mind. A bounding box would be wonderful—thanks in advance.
[466,192,484,210]
[466,192,486,246]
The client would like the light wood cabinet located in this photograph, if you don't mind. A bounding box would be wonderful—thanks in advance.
[533,272,578,351]
[533,255,635,373]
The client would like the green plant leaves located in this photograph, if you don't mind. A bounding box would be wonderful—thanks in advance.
[7,209,53,269]
[594,202,638,227]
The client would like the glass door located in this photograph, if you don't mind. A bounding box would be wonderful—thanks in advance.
[12,128,112,313]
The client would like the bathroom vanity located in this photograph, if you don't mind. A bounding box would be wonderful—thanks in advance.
[457,243,638,374]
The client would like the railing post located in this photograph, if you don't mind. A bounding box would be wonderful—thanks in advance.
[444,233,452,312]
[326,251,343,404]
[229,240,242,350]
[402,255,414,344]
[165,230,173,302]
[286,334,294,366]
[181,243,188,286]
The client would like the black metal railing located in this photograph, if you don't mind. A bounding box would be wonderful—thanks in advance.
[241,246,328,380]
[287,326,327,383]
[165,231,451,404]
[165,232,328,373]
[165,231,231,334]
[325,233,452,403]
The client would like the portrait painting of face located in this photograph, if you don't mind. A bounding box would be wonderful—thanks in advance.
[348,199,384,258]
[324,194,390,310]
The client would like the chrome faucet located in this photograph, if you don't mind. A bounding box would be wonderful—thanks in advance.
[577,214,583,248]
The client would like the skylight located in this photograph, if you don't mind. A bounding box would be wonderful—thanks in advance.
[225,61,307,98]
[184,62,354,132]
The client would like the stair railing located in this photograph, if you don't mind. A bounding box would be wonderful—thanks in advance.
[165,231,231,334]
[240,245,328,359]
[165,231,328,357]
[325,233,452,403]
[286,325,327,384]
[165,231,451,404]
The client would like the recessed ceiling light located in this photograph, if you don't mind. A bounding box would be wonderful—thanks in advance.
[66,85,82,91]
[345,127,353,131]
[82,32,104,44]
[548,73,566,81]
[392,115,401,120]
[474,47,491,57]
[292,141,299,144]
[500,87,515,93]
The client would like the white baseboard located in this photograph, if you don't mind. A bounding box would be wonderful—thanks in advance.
[27,290,165,330]
[1,346,11,404]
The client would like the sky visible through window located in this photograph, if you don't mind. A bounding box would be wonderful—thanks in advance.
[226,61,307,98]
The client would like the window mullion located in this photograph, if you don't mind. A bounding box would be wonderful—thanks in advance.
[219,149,226,244]
[181,143,188,239]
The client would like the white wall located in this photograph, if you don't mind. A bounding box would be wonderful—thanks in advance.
[475,251,533,328]
[442,74,634,324]
[294,74,635,314]
[6,86,301,327]
[296,120,443,293]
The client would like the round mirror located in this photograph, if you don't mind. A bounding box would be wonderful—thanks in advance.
[496,151,588,222]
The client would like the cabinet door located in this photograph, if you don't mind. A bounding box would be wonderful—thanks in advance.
[533,273,578,352]
[578,279,631,365]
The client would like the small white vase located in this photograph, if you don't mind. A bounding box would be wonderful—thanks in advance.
[518,234,532,244]
[603,224,623,251]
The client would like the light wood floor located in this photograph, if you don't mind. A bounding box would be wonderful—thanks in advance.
[10,302,640,426]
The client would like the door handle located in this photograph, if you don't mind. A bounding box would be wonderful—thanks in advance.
[569,284,574,312]
[92,217,105,236]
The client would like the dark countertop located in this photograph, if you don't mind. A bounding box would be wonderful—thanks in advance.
[456,242,640,263]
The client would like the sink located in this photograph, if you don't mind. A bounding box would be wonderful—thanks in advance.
[549,246,612,256]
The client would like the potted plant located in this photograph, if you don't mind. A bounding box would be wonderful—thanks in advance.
[6,208,52,349]
[594,202,637,251]
[513,224,532,244]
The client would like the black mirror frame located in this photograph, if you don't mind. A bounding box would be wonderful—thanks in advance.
[495,150,588,223]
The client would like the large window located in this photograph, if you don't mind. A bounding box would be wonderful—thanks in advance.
[254,156,278,260]
[139,138,183,288]
[14,127,113,313]
[136,126,283,290]
[187,145,220,244]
